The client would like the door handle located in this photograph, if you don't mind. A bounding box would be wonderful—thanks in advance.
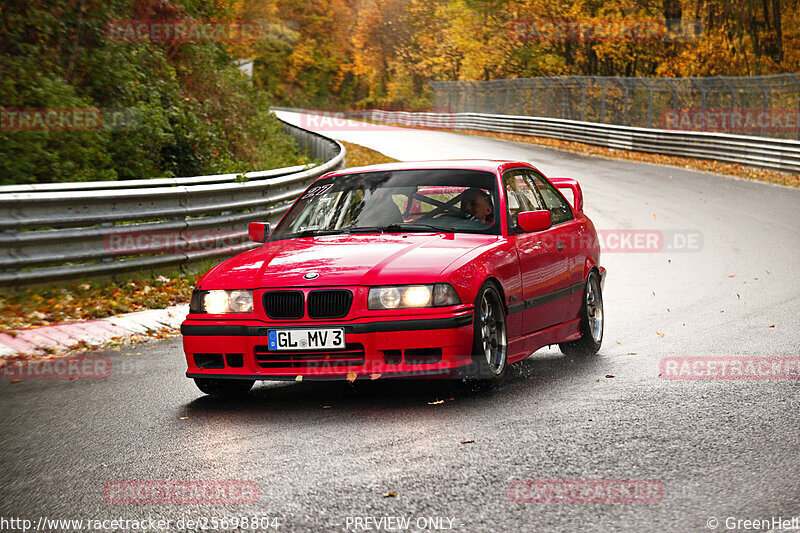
[556,241,565,250]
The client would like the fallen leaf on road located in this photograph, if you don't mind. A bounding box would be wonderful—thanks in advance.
[460,440,475,444]
[656,331,665,337]
[728,274,735,278]
[382,492,397,498]
[346,372,357,382]
[627,352,637,355]
[769,324,775,328]
[616,340,621,345]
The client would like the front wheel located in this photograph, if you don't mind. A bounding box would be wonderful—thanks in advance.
[194,378,254,398]
[559,270,603,356]
[469,283,508,381]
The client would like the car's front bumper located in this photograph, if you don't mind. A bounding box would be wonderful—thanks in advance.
[181,311,475,381]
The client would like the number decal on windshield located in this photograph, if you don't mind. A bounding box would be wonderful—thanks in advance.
[302,183,334,199]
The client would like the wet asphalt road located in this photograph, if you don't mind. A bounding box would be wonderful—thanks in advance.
[1,114,799,532]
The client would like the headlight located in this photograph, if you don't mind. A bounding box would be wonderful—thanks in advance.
[368,283,461,310]
[204,290,230,314]
[228,290,254,312]
[190,289,253,314]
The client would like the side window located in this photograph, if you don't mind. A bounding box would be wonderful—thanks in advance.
[502,170,545,229]
[528,172,574,225]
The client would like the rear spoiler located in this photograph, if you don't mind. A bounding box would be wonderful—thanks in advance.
[550,177,583,213]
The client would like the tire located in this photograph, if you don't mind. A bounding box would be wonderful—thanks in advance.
[559,270,603,356]
[194,378,255,398]
[469,282,508,381]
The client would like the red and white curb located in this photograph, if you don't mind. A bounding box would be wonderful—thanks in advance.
[0,305,189,357]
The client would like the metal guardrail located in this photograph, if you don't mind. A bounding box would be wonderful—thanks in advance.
[0,119,345,287]
[352,109,799,173]
[431,74,800,140]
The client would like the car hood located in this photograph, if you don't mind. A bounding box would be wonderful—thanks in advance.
[199,233,497,289]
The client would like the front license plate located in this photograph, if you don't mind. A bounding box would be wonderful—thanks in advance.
[267,328,345,351]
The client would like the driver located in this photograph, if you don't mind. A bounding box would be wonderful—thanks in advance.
[461,188,494,225]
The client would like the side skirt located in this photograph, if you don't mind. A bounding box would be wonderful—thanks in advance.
[507,318,582,364]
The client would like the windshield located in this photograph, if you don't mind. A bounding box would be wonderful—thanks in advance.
[270,169,500,241]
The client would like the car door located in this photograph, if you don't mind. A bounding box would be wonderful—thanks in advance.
[502,169,566,335]
[526,170,584,324]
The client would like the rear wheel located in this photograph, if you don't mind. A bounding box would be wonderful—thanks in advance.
[559,270,603,356]
[194,378,254,398]
[469,283,508,381]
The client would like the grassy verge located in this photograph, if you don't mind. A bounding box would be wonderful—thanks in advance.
[340,141,399,167]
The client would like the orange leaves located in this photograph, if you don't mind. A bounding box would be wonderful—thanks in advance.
[340,142,399,168]
[0,274,199,331]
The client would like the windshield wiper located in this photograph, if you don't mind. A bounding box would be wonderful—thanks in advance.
[348,226,385,234]
[298,229,350,237]
[384,223,452,233]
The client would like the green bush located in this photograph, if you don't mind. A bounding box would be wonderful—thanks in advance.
[0,0,303,185]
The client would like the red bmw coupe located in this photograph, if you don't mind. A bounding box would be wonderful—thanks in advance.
[181,160,605,397]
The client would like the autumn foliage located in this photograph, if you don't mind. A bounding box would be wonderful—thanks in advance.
[243,0,800,109]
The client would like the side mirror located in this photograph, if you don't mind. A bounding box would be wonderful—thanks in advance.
[550,177,583,212]
[517,210,552,232]
[248,222,271,243]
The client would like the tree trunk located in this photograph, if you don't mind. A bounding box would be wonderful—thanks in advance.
[772,0,783,61]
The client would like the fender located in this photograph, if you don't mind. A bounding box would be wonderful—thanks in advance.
[444,241,520,310]
[583,257,607,289]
